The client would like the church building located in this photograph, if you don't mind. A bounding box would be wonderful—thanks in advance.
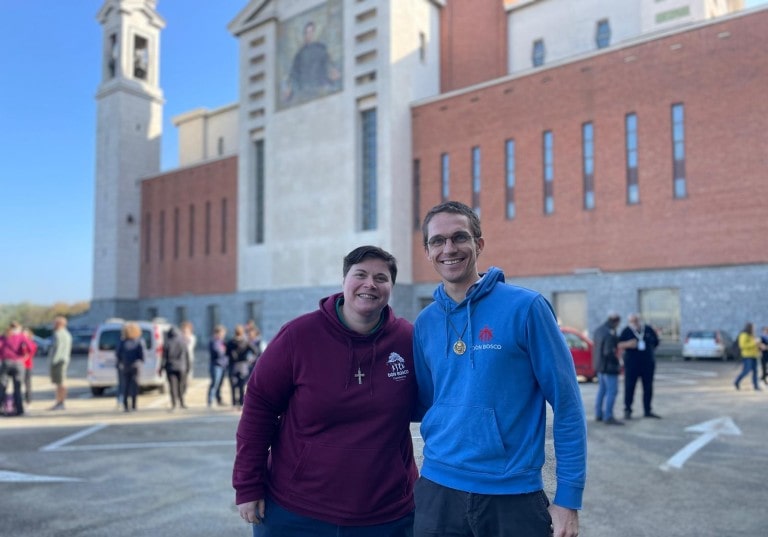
[89,0,768,346]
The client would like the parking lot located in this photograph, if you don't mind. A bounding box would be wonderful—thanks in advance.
[1,355,766,536]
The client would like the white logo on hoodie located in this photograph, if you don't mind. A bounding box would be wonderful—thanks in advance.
[386,352,409,381]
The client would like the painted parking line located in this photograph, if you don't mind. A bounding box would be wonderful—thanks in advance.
[46,439,236,452]
[39,423,108,452]
[0,470,83,483]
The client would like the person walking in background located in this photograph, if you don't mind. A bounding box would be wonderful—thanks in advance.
[619,314,661,419]
[593,312,635,425]
[734,322,762,391]
[0,322,30,416]
[161,326,190,410]
[180,321,196,387]
[226,325,257,410]
[22,328,37,405]
[760,326,768,387]
[48,316,72,411]
[208,325,228,407]
[115,322,146,412]
[233,245,417,536]
[412,201,586,537]
[245,321,265,377]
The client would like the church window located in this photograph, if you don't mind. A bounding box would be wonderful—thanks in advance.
[159,210,165,261]
[361,108,377,231]
[505,139,516,220]
[582,122,595,210]
[671,103,687,199]
[543,131,554,214]
[133,35,148,80]
[532,39,545,67]
[596,19,611,49]
[173,207,179,259]
[205,201,211,256]
[626,113,639,204]
[441,153,450,202]
[188,204,195,257]
[413,159,421,231]
[221,198,228,254]
[252,140,265,245]
[107,33,118,78]
[144,213,151,263]
[471,146,481,217]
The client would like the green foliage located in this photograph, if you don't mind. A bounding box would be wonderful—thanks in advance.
[0,302,90,333]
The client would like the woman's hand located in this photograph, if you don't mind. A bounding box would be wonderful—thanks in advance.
[237,499,265,525]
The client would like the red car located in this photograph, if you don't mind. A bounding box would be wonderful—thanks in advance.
[560,326,596,382]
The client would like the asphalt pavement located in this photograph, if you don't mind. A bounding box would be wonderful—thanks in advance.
[1,355,766,536]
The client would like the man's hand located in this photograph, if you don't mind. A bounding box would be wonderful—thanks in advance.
[549,504,579,537]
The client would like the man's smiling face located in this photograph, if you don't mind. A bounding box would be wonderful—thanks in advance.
[425,212,484,289]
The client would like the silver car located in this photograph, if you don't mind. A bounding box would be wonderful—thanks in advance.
[682,330,735,361]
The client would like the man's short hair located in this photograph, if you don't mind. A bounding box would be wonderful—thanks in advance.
[421,201,482,248]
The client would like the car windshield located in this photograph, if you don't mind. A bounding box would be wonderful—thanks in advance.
[98,328,152,350]
[562,332,589,350]
[688,331,717,339]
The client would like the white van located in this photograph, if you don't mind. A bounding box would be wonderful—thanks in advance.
[86,318,171,396]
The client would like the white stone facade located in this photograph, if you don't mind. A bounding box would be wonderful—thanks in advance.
[92,0,164,308]
[506,0,743,74]
[228,0,441,293]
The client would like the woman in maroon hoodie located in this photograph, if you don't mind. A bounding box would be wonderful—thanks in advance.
[233,246,417,536]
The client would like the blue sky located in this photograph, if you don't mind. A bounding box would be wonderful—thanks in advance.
[1,0,766,305]
[0,1,241,304]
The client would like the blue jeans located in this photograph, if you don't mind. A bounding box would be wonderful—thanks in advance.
[734,358,759,389]
[413,477,551,537]
[595,372,619,420]
[253,496,413,537]
[208,364,226,405]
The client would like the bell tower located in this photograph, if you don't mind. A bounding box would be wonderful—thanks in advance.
[92,0,165,320]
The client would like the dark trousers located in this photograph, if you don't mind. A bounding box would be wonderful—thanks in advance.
[761,354,768,382]
[414,476,552,537]
[624,358,656,416]
[0,360,25,416]
[24,367,32,403]
[166,370,186,408]
[230,371,248,407]
[253,496,413,537]
[121,367,140,410]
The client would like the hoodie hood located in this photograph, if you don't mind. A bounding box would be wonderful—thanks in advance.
[431,266,505,367]
[318,292,393,393]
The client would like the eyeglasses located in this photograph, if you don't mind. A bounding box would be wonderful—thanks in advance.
[427,231,474,249]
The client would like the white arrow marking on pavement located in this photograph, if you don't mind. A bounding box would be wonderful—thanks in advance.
[0,470,82,483]
[660,417,741,471]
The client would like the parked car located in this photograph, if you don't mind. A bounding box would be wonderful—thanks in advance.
[87,318,171,396]
[560,326,596,382]
[70,329,94,355]
[682,329,735,361]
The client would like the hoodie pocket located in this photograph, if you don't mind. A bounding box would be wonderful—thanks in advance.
[287,442,410,516]
[422,404,507,474]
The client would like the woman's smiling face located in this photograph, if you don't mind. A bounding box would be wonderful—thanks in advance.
[342,257,393,318]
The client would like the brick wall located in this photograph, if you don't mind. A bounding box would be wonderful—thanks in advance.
[140,156,238,297]
[440,0,508,92]
[413,10,768,283]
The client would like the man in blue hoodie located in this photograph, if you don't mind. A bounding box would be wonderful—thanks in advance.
[413,201,587,537]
